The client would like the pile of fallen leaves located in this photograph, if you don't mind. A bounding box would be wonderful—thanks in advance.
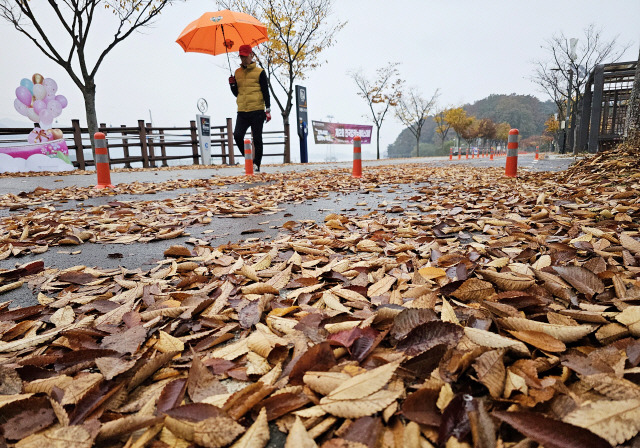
[564,144,640,186]
[0,161,640,447]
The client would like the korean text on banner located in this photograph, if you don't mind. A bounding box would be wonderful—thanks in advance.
[312,121,373,144]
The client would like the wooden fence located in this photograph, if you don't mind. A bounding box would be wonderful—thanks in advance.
[0,119,289,170]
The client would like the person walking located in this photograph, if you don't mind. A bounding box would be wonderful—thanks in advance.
[229,44,271,172]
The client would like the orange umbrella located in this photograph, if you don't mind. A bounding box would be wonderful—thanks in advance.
[176,10,269,72]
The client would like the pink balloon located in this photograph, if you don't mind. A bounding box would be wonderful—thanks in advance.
[33,99,47,115]
[43,78,58,95]
[14,98,28,116]
[47,99,62,117]
[16,86,32,106]
[39,109,53,128]
[55,95,68,108]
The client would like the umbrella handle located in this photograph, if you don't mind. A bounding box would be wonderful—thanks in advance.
[221,25,233,75]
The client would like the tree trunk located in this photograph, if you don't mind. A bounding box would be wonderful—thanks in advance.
[81,81,98,153]
[376,126,380,160]
[625,48,640,146]
[416,132,421,157]
[283,113,291,163]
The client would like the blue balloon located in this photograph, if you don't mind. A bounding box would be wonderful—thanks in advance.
[20,78,34,94]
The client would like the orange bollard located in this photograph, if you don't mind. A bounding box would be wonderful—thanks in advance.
[457,148,461,160]
[535,145,539,161]
[466,147,469,159]
[352,136,362,178]
[244,139,254,175]
[505,129,519,177]
[449,147,453,160]
[490,147,494,160]
[94,132,114,189]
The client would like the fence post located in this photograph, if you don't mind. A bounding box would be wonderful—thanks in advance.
[146,122,156,168]
[159,129,168,167]
[121,125,132,168]
[226,118,235,165]
[284,122,291,164]
[190,120,199,165]
[137,119,150,168]
[220,126,228,165]
[71,119,86,170]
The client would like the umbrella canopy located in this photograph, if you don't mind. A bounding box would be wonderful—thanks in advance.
[176,10,269,56]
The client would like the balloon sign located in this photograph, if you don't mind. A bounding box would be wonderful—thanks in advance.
[13,73,68,130]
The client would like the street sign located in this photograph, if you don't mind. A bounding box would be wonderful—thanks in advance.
[196,114,211,165]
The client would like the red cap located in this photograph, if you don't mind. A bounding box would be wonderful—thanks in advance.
[239,45,252,56]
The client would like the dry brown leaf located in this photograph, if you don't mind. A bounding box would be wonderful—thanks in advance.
[615,306,640,337]
[285,416,318,448]
[367,275,396,298]
[231,407,270,448]
[507,330,566,352]
[620,233,640,255]
[563,397,640,445]
[49,306,75,327]
[499,317,598,343]
[452,278,495,301]
[473,350,506,398]
[477,269,535,291]
[325,361,401,401]
[320,389,402,418]
[15,425,93,448]
[156,331,185,353]
[553,266,605,297]
[418,266,447,280]
[464,327,530,356]
[241,283,279,295]
[303,372,352,396]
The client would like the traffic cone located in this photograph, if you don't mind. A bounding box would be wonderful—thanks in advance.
[352,136,362,178]
[505,129,519,177]
[244,139,254,175]
[94,132,114,189]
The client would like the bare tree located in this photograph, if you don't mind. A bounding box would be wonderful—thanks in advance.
[218,0,345,161]
[624,46,640,146]
[0,1,176,147]
[350,62,403,159]
[394,87,438,157]
[531,24,629,153]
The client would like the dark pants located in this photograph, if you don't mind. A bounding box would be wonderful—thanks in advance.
[234,110,265,167]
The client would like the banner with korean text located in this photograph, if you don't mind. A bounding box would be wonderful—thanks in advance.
[311,121,373,144]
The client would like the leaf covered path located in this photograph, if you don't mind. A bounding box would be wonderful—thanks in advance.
[0,156,639,447]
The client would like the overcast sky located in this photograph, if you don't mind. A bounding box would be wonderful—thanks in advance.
[1,0,639,162]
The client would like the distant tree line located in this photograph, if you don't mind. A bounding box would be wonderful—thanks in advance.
[386,94,556,158]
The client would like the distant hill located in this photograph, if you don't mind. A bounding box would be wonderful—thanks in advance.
[387,94,555,158]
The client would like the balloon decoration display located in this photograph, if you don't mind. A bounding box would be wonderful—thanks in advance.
[13,73,68,131]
